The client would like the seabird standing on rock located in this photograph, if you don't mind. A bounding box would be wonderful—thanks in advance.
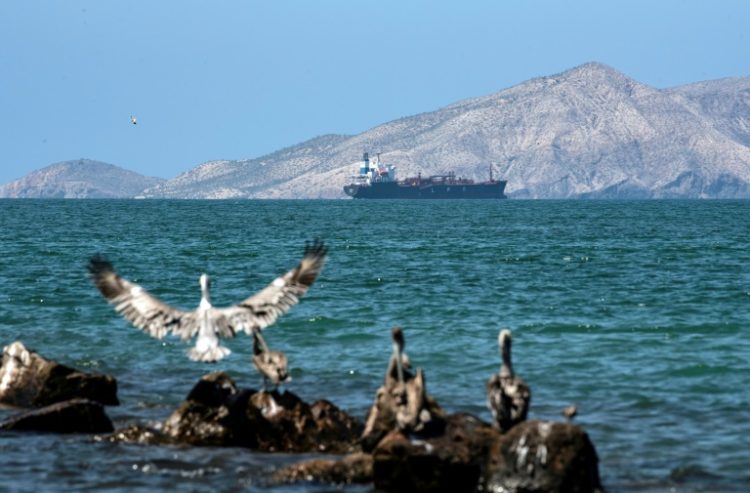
[361,326,443,448]
[252,326,289,388]
[387,327,411,387]
[88,240,327,364]
[386,327,429,431]
[487,328,531,432]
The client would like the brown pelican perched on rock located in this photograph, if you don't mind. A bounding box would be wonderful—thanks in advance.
[487,328,531,432]
[88,240,327,364]
[386,326,412,387]
[361,327,444,450]
[252,326,289,388]
[386,327,425,430]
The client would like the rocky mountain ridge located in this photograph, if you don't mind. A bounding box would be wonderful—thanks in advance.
[141,62,750,199]
[5,63,750,199]
[0,159,164,199]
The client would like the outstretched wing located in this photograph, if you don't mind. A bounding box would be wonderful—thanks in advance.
[88,255,199,340]
[219,239,327,334]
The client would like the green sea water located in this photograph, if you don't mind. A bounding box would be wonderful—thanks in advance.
[0,199,748,492]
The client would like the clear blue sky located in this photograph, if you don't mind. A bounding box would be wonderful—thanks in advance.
[1,0,748,183]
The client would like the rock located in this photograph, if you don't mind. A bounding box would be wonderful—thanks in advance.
[104,371,602,493]
[309,399,364,453]
[185,371,238,406]
[485,420,604,493]
[161,397,238,447]
[0,398,114,434]
[110,372,362,453]
[370,414,603,493]
[271,452,374,485]
[97,424,168,445]
[0,341,118,408]
[260,319,601,493]
[372,414,496,493]
[276,414,604,493]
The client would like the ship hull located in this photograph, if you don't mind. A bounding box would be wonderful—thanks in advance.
[344,180,507,199]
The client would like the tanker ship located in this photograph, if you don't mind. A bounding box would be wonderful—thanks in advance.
[343,152,507,199]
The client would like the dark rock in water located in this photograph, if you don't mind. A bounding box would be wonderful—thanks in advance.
[309,398,364,453]
[290,414,603,493]
[251,321,601,492]
[271,452,374,485]
[372,413,496,493]
[0,341,118,408]
[161,397,237,447]
[100,424,168,446]
[109,372,363,453]
[0,398,114,434]
[485,420,604,493]
[185,371,238,407]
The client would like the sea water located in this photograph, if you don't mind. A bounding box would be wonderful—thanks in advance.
[0,199,748,492]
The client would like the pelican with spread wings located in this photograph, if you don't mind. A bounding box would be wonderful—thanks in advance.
[88,240,327,365]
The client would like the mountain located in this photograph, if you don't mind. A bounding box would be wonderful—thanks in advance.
[141,134,351,199]
[6,63,750,199]
[666,76,750,149]
[0,159,165,198]
[137,62,750,199]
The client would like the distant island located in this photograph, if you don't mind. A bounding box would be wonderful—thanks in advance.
[2,62,750,199]
[0,159,164,199]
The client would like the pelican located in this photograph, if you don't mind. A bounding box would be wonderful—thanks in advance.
[361,326,443,448]
[130,115,137,125]
[88,240,327,363]
[486,329,531,432]
[252,327,289,388]
[387,327,427,432]
[386,327,410,387]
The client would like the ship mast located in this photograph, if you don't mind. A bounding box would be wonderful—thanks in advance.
[489,162,494,182]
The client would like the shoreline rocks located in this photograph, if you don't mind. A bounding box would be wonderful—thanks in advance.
[107,372,363,454]
[0,341,118,435]
[0,341,118,408]
[486,420,603,493]
[0,398,114,434]
[271,452,374,485]
[271,326,603,492]
[0,342,605,492]
[274,415,604,493]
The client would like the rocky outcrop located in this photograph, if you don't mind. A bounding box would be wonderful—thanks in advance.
[371,415,495,493]
[276,328,601,493]
[275,324,601,493]
[107,372,362,453]
[485,420,603,493]
[0,341,119,408]
[0,159,164,198]
[271,452,374,486]
[274,414,603,493]
[0,398,114,434]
